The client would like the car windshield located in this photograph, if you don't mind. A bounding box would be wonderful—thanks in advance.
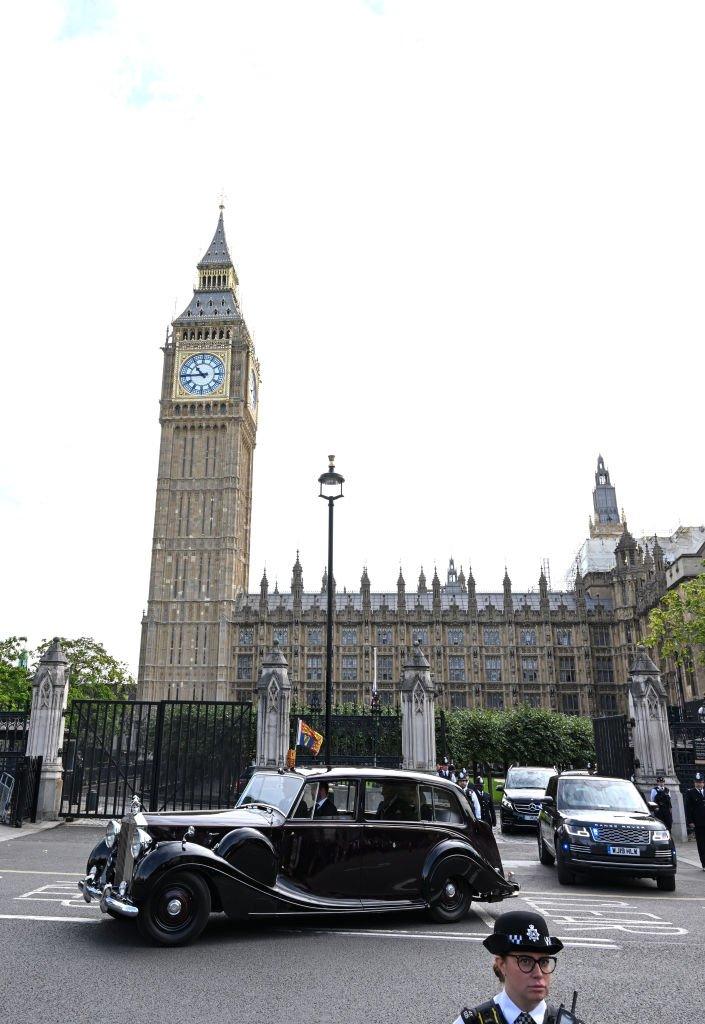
[506,769,554,790]
[237,773,303,815]
[558,778,648,813]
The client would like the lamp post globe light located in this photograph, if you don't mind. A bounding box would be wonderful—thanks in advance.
[318,455,344,765]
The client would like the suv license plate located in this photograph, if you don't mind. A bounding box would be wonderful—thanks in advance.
[607,846,640,856]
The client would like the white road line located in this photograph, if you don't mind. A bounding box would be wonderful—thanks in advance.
[501,860,538,867]
[0,914,99,923]
[0,869,83,876]
[292,929,619,949]
[470,905,496,929]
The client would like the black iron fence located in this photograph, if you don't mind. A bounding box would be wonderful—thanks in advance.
[289,705,402,767]
[592,714,633,779]
[0,705,30,754]
[0,754,42,827]
[671,721,705,791]
[60,699,254,818]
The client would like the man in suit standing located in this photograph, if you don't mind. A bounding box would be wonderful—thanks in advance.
[684,771,705,869]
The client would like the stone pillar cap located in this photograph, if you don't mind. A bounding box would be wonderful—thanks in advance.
[403,639,430,670]
[40,638,69,665]
[262,639,288,667]
[629,644,660,675]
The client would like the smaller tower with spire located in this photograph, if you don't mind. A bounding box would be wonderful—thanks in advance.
[590,455,623,538]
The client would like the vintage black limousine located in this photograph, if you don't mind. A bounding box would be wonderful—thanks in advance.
[79,767,519,945]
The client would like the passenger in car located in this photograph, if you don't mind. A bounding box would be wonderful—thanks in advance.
[376,782,417,820]
[313,782,338,818]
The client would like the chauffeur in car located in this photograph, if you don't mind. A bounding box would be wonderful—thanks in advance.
[79,767,518,945]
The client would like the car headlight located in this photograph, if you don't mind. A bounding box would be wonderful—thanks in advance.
[105,819,121,848]
[564,821,590,838]
[130,828,151,858]
[652,829,670,842]
[501,797,512,809]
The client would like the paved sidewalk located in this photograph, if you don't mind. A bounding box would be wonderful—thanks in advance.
[0,820,62,843]
[675,837,705,870]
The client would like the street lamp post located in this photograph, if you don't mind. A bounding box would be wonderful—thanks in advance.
[318,455,344,766]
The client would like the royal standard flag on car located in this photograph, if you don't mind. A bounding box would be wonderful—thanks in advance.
[296,718,324,755]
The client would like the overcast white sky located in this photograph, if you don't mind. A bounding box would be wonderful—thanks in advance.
[1,1,703,674]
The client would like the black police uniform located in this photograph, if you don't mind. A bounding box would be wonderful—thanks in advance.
[684,778,705,867]
[458,999,585,1024]
[651,785,673,831]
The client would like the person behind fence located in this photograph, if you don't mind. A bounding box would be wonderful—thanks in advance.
[684,771,705,870]
[649,776,672,832]
[451,910,589,1024]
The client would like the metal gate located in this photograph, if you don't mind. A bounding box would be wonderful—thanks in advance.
[289,707,402,768]
[0,705,41,827]
[60,699,254,818]
[592,714,633,779]
[671,720,705,791]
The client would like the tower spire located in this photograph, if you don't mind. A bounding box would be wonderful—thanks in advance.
[590,454,622,538]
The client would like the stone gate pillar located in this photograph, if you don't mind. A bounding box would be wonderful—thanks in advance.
[628,645,687,841]
[400,641,437,771]
[25,638,70,821]
[255,641,292,767]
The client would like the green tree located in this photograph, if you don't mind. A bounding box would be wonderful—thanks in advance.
[439,705,595,771]
[0,636,32,708]
[34,636,135,702]
[645,568,705,666]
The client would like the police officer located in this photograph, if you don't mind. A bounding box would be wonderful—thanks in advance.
[452,910,588,1024]
[684,771,705,869]
[649,776,673,832]
[474,776,497,828]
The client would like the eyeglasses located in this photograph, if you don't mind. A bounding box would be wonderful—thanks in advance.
[507,955,558,975]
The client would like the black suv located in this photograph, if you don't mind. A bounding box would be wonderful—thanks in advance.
[537,772,676,889]
[499,766,558,833]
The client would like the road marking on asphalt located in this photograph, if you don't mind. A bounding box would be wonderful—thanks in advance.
[0,869,83,876]
[500,860,538,867]
[283,928,620,949]
[518,893,688,936]
[0,914,99,923]
[14,881,92,909]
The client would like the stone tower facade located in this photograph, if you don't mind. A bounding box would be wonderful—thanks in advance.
[138,209,259,700]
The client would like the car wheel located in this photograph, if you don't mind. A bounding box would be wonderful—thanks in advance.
[538,833,555,866]
[429,877,472,923]
[500,820,511,835]
[556,847,576,886]
[656,875,676,891]
[137,871,211,946]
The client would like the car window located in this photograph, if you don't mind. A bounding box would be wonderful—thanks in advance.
[432,787,464,824]
[545,776,558,800]
[558,778,648,813]
[325,779,358,819]
[419,784,434,821]
[365,780,420,821]
[238,773,303,814]
[506,769,555,790]
[291,780,318,819]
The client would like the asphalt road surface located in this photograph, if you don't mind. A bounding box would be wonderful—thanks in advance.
[1,824,703,1024]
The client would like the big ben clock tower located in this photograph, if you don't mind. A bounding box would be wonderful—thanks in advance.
[137,207,259,701]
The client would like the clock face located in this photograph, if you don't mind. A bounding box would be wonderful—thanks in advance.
[249,368,258,408]
[178,353,225,396]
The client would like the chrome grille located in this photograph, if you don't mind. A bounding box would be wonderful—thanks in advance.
[114,818,136,884]
[513,801,541,813]
[590,823,650,846]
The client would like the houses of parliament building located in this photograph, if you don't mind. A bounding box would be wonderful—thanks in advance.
[137,212,705,714]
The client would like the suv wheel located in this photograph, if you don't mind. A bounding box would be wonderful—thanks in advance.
[555,838,575,885]
[538,832,555,866]
[656,875,676,892]
[500,819,512,835]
